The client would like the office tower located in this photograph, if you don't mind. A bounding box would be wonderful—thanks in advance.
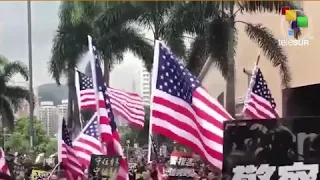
[56,99,68,119]
[139,65,150,106]
[39,101,57,136]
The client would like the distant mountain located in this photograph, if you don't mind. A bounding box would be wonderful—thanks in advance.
[38,83,68,105]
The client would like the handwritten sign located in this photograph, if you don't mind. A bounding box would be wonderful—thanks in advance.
[30,170,50,180]
[168,151,194,179]
[89,155,121,180]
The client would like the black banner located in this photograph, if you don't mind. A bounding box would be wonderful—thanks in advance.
[223,117,320,180]
[89,155,121,180]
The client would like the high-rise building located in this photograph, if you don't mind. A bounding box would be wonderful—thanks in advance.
[39,101,57,136]
[139,65,151,106]
[56,99,68,120]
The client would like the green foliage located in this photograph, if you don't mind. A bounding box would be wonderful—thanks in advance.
[0,56,30,129]
[5,117,51,154]
[45,139,58,156]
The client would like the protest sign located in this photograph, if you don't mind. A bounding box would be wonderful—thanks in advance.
[168,151,194,179]
[89,154,121,180]
[223,117,320,180]
[30,170,49,180]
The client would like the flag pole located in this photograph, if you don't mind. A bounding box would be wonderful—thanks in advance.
[87,36,102,145]
[27,0,34,149]
[255,55,260,66]
[242,54,261,116]
[47,163,60,179]
[147,40,160,162]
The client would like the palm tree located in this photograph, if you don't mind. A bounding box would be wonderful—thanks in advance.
[49,2,153,130]
[0,56,30,129]
[94,2,186,71]
[165,1,302,117]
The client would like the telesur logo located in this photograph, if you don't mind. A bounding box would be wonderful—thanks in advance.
[278,6,310,47]
[278,30,311,47]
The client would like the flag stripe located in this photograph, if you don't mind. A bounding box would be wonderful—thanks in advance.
[73,114,103,167]
[152,90,223,157]
[76,71,145,128]
[153,95,223,144]
[61,145,84,175]
[243,66,278,119]
[0,148,10,176]
[59,118,84,179]
[150,41,231,170]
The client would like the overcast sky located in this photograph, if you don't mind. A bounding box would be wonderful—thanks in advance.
[0,1,148,91]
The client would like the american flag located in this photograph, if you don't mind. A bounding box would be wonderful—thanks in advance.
[75,70,145,128]
[73,114,103,167]
[151,41,232,169]
[75,69,112,142]
[59,118,84,179]
[94,57,129,180]
[242,66,278,119]
[0,148,10,175]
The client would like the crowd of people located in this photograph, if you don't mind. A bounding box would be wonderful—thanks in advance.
[1,151,222,180]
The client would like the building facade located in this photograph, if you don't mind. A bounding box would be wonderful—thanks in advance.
[200,2,320,117]
[139,65,151,106]
[56,99,68,120]
[39,101,57,136]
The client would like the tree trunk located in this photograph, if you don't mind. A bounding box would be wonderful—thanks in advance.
[103,60,110,86]
[225,16,236,118]
[67,68,74,129]
[67,68,81,137]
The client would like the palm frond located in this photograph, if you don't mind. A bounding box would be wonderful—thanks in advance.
[59,2,82,26]
[0,55,9,68]
[96,26,153,72]
[239,1,303,13]
[186,35,209,76]
[4,86,30,111]
[3,61,29,82]
[238,1,304,40]
[245,23,291,87]
[95,2,140,30]
[165,2,213,36]
[49,31,68,85]
[0,95,14,130]
[49,23,88,85]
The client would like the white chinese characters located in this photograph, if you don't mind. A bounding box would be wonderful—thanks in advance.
[232,163,319,180]
[233,164,276,180]
[278,162,318,180]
